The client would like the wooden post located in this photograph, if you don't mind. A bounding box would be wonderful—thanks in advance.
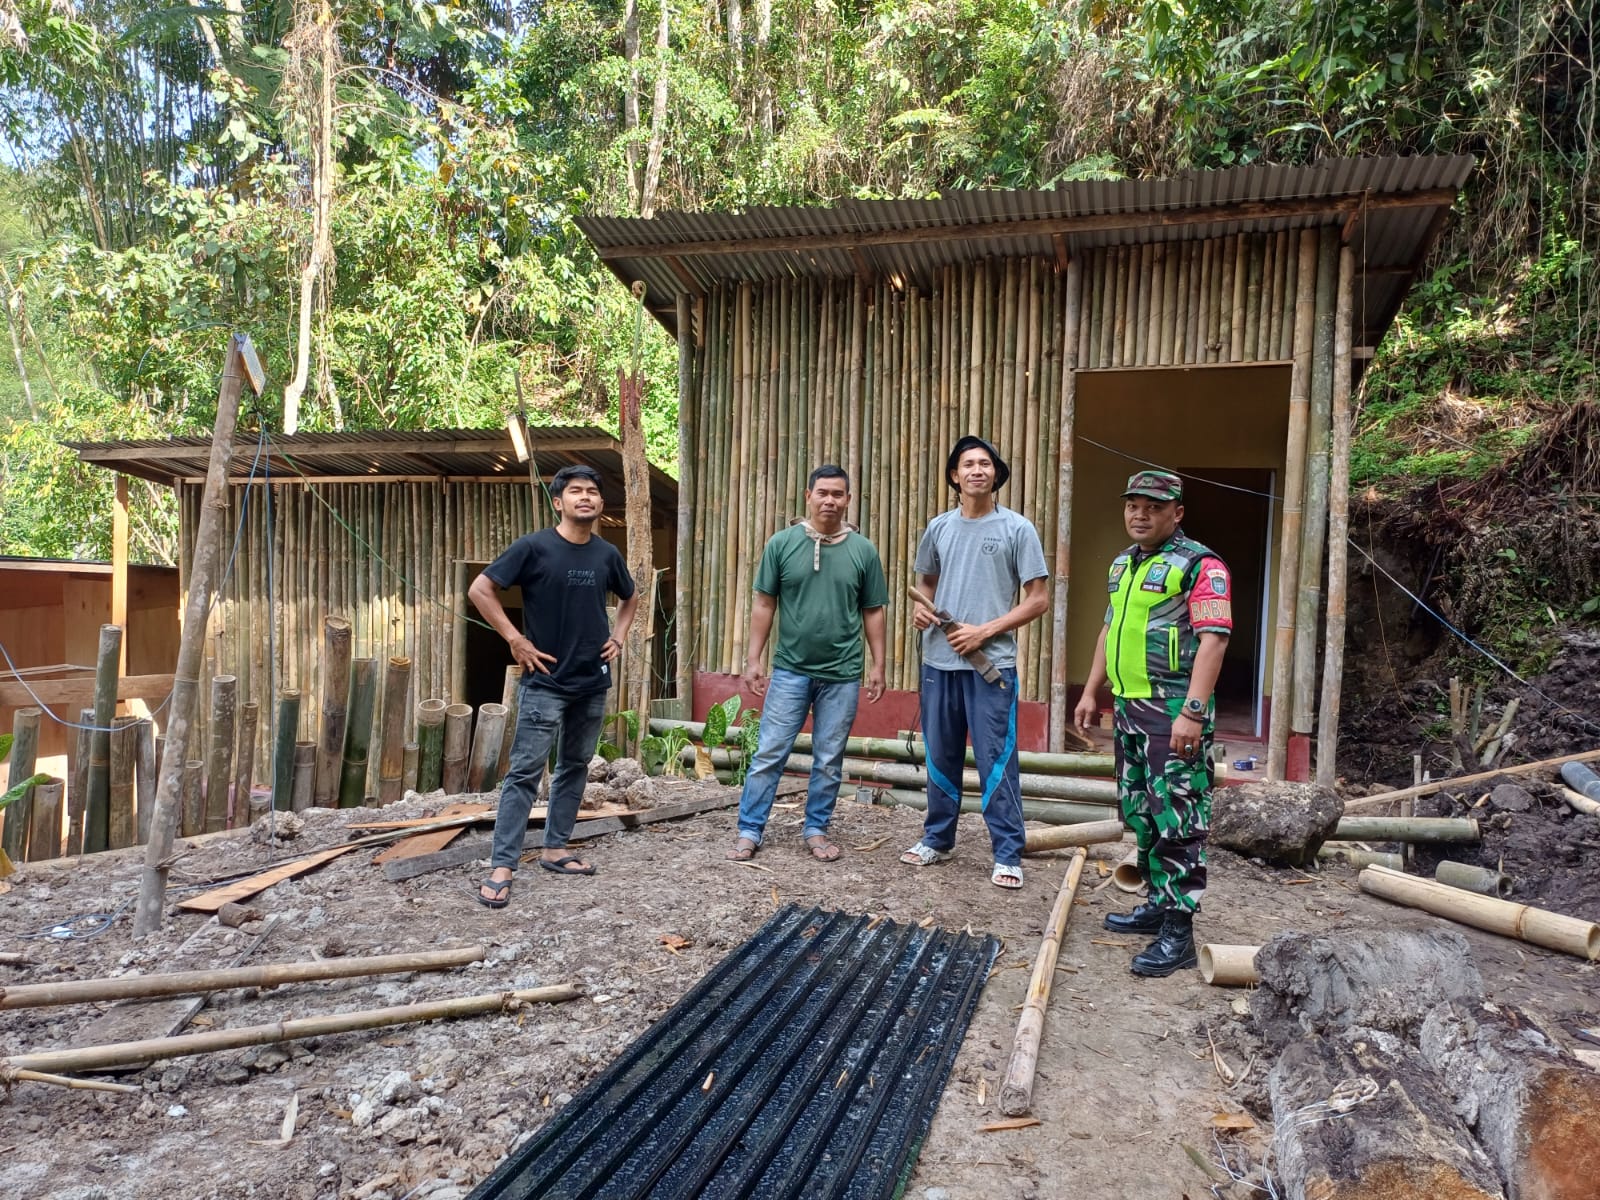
[291,741,316,811]
[1000,847,1088,1115]
[25,778,62,862]
[338,659,377,807]
[1266,231,1320,779]
[675,290,695,709]
[108,716,137,849]
[1316,246,1356,787]
[468,703,508,793]
[133,718,156,843]
[84,623,123,853]
[67,709,91,856]
[136,334,253,936]
[204,675,236,832]
[313,617,352,807]
[112,475,129,674]
[230,700,258,826]
[1049,257,1081,751]
[2,706,40,861]
[376,656,412,805]
[271,690,302,811]
[415,699,447,793]
[441,702,472,795]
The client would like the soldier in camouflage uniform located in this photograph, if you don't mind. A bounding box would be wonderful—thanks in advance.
[1074,469,1232,976]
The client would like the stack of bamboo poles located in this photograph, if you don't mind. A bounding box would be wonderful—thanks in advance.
[681,228,1351,779]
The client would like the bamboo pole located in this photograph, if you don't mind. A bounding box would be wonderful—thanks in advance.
[134,718,155,842]
[230,700,258,827]
[0,945,489,1010]
[1229,235,1247,361]
[402,742,418,794]
[1292,228,1340,734]
[83,623,123,854]
[1347,748,1600,813]
[1335,816,1479,843]
[314,617,352,807]
[1359,865,1599,961]
[675,291,695,705]
[338,660,377,807]
[25,778,62,861]
[67,709,91,855]
[416,699,447,793]
[181,759,204,835]
[270,691,301,812]
[135,337,247,935]
[108,716,137,849]
[1434,860,1511,898]
[4,984,584,1076]
[203,675,236,832]
[376,656,412,805]
[1266,230,1321,779]
[441,702,473,795]
[1050,256,1082,750]
[469,703,509,793]
[291,742,316,811]
[496,666,520,780]
[1022,819,1124,854]
[1198,944,1260,987]
[2,706,39,861]
[1316,245,1356,787]
[1000,847,1087,1115]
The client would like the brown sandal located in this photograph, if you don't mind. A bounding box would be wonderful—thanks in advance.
[726,836,759,861]
[805,835,841,862]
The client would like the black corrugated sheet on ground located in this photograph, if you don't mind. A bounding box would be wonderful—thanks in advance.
[468,905,999,1200]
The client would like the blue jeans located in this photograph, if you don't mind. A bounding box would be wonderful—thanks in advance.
[920,666,1025,867]
[490,685,608,870]
[737,668,861,845]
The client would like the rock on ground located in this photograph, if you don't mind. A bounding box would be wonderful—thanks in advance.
[1210,781,1341,865]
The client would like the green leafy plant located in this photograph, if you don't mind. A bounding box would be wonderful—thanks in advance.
[596,708,640,761]
[731,708,762,786]
[700,695,742,751]
[1,733,47,812]
[640,725,691,777]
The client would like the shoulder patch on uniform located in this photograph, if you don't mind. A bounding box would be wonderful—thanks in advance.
[1206,568,1228,598]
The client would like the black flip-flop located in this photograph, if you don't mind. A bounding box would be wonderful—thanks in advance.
[539,855,597,876]
[476,877,513,908]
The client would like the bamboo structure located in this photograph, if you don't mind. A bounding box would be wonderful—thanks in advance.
[1000,847,1087,1115]
[181,760,204,835]
[230,701,257,827]
[271,691,301,811]
[84,623,122,854]
[291,742,317,811]
[1198,944,1260,987]
[25,779,62,861]
[67,710,91,855]
[4,985,584,1076]
[313,617,352,807]
[1022,818,1125,854]
[402,742,419,793]
[416,699,447,792]
[204,675,236,832]
[468,703,508,793]
[376,656,412,805]
[108,716,137,849]
[3,706,40,861]
[1359,865,1599,961]
[134,719,156,842]
[441,702,472,795]
[338,659,377,808]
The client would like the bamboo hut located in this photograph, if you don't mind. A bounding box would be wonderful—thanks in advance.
[69,427,678,794]
[577,155,1472,781]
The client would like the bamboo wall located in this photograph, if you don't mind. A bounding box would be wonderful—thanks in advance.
[680,228,1347,764]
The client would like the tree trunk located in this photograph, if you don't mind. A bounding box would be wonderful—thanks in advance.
[639,0,670,219]
[1269,1028,1505,1200]
[620,365,653,755]
[622,0,641,209]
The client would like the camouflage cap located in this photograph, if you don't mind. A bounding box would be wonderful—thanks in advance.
[1122,469,1183,502]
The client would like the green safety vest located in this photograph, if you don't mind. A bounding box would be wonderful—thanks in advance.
[1104,534,1215,701]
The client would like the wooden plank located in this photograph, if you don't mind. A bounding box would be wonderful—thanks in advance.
[0,673,174,709]
[176,845,362,912]
[369,801,483,865]
[350,800,630,831]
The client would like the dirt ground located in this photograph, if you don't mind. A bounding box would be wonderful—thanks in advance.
[3,782,1598,1200]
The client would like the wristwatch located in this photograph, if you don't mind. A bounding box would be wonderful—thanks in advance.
[1181,697,1206,719]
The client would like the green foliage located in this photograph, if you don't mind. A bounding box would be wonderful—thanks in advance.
[640,724,690,776]
[700,694,742,751]
[733,709,762,787]
[0,732,10,761]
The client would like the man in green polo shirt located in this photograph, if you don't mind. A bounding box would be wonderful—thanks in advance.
[727,465,889,863]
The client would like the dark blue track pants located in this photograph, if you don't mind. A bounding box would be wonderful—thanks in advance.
[919,666,1025,867]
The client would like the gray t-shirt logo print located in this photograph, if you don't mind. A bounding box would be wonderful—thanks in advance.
[981,539,1001,555]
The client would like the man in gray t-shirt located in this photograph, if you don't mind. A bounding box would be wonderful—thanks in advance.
[902,436,1050,889]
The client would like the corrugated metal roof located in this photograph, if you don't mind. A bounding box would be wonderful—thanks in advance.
[467,904,1000,1200]
[579,155,1473,352]
[67,426,678,520]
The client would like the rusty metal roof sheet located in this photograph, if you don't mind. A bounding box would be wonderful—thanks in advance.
[467,905,999,1200]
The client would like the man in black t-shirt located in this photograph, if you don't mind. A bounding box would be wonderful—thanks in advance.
[468,465,638,908]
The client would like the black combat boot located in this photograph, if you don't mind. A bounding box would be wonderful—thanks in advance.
[1103,901,1165,933]
[1130,909,1197,977]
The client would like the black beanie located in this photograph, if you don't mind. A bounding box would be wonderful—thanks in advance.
[945,435,1011,491]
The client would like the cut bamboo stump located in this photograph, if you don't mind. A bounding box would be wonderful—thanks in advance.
[376,656,412,805]
[1316,844,1402,870]
[204,675,236,832]
[1111,851,1142,892]
[3,984,583,1075]
[66,710,91,856]
[1197,944,1259,987]
[1421,1000,1600,1200]
[230,701,257,827]
[1269,1027,1505,1200]
[84,624,123,854]
[270,691,301,812]
[108,716,137,849]
[1022,819,1125,854]
[441,703,472,796]
[181,761,204,835]
[402,743,419,794]
[0,945,486,1009]
[416,699,447,793]
[314,617,353,808]
[1434,860,1511,898]
[338,660,378,808]
[496,666,521,780]
[3,707,40,861]
[1000,848,1087,1116]
[26,779,62,862]
[468,703,509,793]
[134,718,156,842]
[1359,865,1599,960]
[291,742,316,812]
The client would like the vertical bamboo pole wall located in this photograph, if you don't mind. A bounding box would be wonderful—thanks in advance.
[678,229,1346,743]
